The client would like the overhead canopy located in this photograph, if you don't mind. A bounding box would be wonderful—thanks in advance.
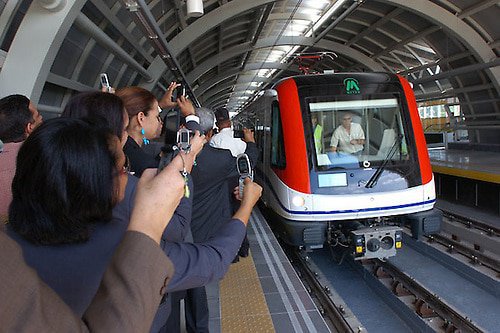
[0,0,498,144]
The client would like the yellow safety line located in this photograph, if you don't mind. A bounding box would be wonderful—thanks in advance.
[220,251,275,333]
[432,165,500,184]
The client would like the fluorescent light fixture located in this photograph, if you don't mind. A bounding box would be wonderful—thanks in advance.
[281,45,301,63]
[305,0,347,37]
[307,0,330,10]
[300,8,322,17]
[291,19,311,28]
[284,30,305,37]
[265,69,277,78]
[258,69,270,77]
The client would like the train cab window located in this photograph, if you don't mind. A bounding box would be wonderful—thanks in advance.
[308,96,410,171]
[271,101,286,169]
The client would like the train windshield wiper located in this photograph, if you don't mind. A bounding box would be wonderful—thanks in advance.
[365,135,402,188]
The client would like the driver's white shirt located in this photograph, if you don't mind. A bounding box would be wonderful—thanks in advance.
[330,122,365,154]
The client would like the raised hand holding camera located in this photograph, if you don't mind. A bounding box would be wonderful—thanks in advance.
[158,82,180,109]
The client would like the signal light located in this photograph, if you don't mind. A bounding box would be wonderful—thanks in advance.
[395,230,403,249]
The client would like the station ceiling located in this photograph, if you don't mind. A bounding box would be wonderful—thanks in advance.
[0,0,498,144]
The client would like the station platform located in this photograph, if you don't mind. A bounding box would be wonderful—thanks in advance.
[428,148,500,184]
[205,207,330,333]
[428,148,500,215]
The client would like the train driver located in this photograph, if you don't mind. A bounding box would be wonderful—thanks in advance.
[329,112,365,155]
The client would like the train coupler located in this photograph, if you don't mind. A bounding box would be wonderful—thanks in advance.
[350,225,403,260]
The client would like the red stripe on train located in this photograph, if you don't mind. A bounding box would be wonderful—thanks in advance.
[274,78,311,194]
[398,75,433,184]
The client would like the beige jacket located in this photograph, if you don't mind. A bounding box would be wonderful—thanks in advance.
[0,231,174,332]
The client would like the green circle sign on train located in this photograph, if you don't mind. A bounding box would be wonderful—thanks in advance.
[344,78,360,94]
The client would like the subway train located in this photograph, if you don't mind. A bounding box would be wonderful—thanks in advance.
[233,73,442,260]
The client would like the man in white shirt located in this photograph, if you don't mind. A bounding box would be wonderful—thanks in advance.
[329,112,365,154]
[210,107,246,157]
[209,107,253,263]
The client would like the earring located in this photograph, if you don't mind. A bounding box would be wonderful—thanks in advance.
[141,128,150,145]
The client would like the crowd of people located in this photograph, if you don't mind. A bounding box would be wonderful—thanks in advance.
[0,83,261,332]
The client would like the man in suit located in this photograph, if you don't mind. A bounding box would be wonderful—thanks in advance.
[210,107,253,260]
[185,107,259,333]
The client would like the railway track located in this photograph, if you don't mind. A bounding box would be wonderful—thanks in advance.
[286,247,360,333]
[432,209,500,275]
[370,259,484,332]
[283,224,498,332]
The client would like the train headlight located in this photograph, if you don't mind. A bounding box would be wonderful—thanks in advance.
[380,236,394,250]
[292,196,305,207]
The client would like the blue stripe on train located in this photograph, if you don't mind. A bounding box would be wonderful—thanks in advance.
[256,167,435,216]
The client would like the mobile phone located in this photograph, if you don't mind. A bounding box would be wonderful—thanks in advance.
[236,153,253,199]
[233,129,244,138]
[177,128,191,151]
[176,85,185,98]
[172,84,185,101]
[100,73,111,92]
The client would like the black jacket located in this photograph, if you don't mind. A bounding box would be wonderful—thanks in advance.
[123,136,158,177]
[190,142,258,242]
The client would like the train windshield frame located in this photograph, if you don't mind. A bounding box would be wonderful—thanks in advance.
[306,92,415,173]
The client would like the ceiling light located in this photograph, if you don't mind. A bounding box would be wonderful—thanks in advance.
[187,0,204,17]
[307,0,330,10]
[305,0,347,37]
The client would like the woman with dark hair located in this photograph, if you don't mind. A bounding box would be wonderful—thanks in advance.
[8,103,262,331]
[115,86,163,176]
[62,91,128,145]
[8,118,130,312]
[61,90,195,248]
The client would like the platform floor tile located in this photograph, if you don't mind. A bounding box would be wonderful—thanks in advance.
[220,250,275,332]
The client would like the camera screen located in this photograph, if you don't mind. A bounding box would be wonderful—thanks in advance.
[176,85,185,97]
[180,131,189,142]
[238,158,249,174]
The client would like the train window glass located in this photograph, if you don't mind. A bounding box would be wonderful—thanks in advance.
[308,96,410,170]
[271,101,286,169]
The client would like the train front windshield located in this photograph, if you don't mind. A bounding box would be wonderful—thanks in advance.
[308,96,411,171]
